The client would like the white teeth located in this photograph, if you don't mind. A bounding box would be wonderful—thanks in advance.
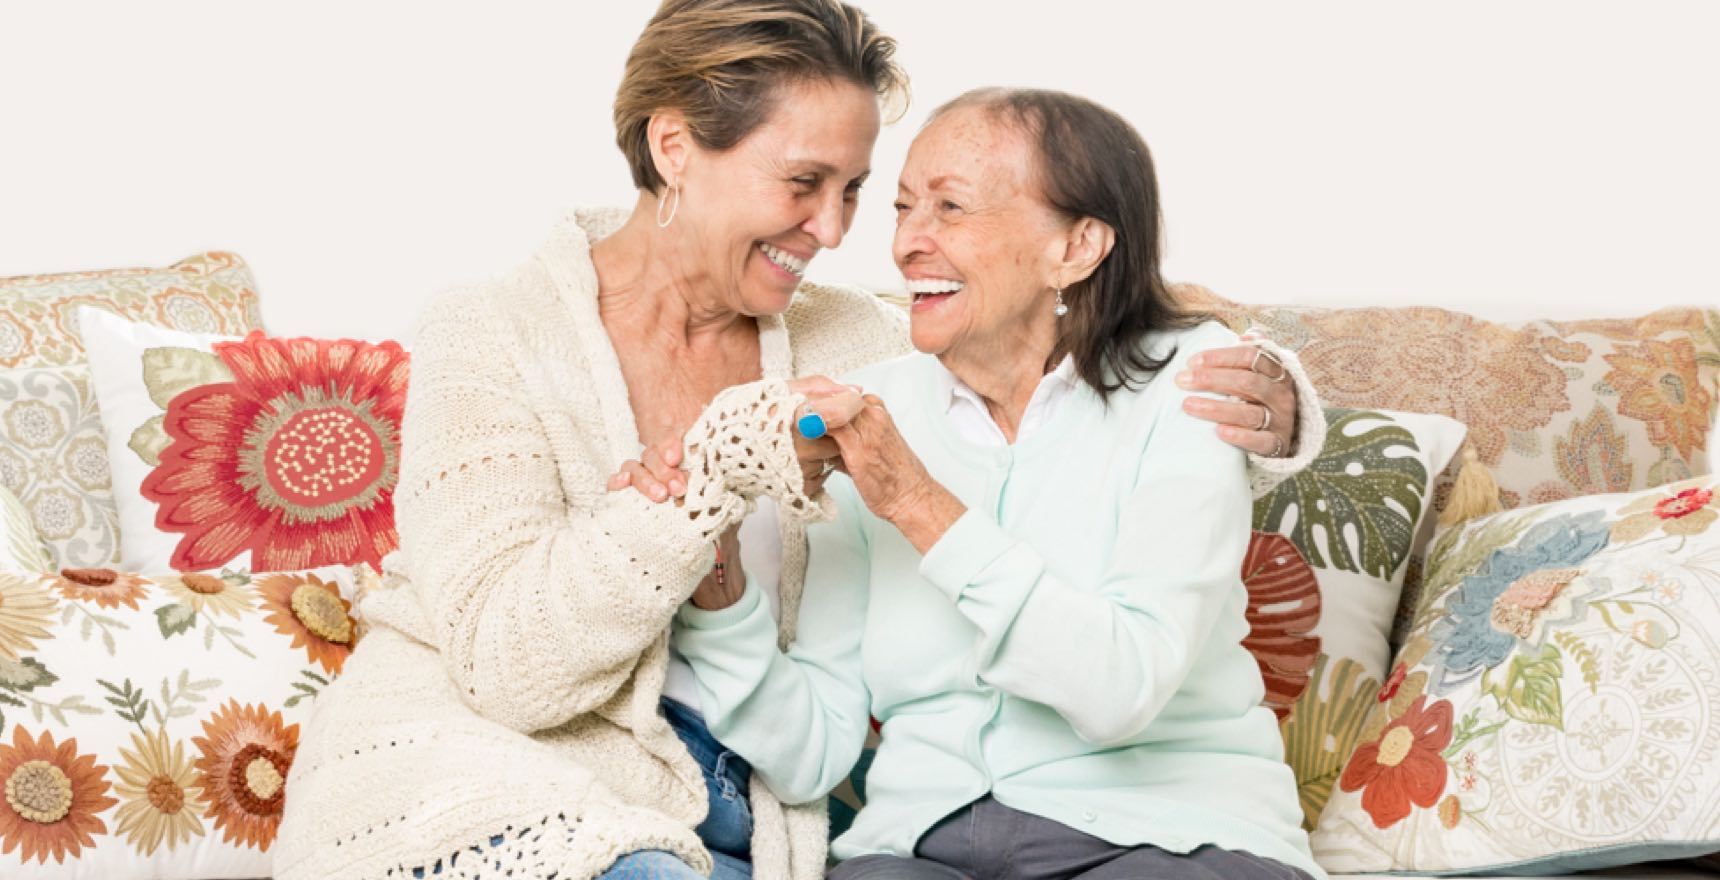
[759,243,808,277]
[904,278,964,295]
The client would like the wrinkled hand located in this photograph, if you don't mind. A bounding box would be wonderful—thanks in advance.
[1175,332,1299,458]
[688,524,746,611]
[828,395,966,554]
[787,376,865,493]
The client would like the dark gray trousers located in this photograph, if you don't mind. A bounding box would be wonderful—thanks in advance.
[827,797,1314,880]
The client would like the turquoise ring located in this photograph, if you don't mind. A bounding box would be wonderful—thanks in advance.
[797,411,828,440]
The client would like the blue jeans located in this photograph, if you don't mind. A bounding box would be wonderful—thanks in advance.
[596,698,754,880]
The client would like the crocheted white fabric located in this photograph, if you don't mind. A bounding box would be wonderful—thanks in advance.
[274,206,1321,880]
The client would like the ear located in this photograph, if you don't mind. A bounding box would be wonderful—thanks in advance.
[1051,217,1116,288]
[645,110,692,190]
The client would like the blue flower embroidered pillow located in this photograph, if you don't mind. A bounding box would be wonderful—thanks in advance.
[1310,475,1720,874]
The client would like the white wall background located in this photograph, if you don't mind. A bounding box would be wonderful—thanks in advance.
[2,1,1716,341]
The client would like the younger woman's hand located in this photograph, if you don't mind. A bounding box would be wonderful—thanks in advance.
[607,437,687,503]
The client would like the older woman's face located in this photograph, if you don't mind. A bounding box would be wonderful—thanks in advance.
[677,78,880,316]
[893,106,1067,360]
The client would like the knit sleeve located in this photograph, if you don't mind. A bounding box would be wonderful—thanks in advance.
[1244,339,1326,498]
[395,292,829,734]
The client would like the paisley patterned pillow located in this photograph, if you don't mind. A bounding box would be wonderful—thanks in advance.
[1310,476,1720,874]
[80,309,407,573]
[0,564,362,879]
[0,254,264,569]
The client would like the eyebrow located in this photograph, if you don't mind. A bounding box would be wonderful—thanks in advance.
[928,175,970,190]
[787,160,870,181]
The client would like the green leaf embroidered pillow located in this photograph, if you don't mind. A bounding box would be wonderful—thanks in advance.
[1309,476,1720,874]
[1242,408,1466,830]
[79,307,408,574]
[0,564,361,877]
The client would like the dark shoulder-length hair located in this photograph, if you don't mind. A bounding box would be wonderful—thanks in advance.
[930,88,1200,402]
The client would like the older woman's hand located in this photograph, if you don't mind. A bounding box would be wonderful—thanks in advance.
[829,395,967,555]
[1175,334,1299,459]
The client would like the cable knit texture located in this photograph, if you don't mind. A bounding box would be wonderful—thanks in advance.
[273,207,1320,880]
[273,207,903,880]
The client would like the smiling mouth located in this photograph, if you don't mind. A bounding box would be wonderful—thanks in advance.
[905,277,964,305]
[759,243,808,279]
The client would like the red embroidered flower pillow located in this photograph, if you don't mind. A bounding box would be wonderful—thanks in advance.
[80,308,408,573]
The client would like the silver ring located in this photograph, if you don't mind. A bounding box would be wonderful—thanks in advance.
[1269,435,1286,458]
[1257,406,1273,432]
[1249,347,1290,383]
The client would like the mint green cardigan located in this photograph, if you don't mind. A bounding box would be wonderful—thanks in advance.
[673,322,1323,879]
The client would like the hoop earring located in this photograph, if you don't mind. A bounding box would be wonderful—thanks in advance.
[656,183,681,228]
[1053,286,1068,318]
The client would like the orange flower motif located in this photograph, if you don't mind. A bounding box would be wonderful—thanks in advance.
[1240,533,1322,720]
[0,727,118,864]
[1437,794,1463,830]
[1612,480,1717,543]
[192,700,298,851]
[1604,338,1713,459]
[257,572,357,674]
[141,333,408,572]
[48,567,151,610]
[0,575,57,661]
[1339,695,1454,829]
[1291,308,1569,467]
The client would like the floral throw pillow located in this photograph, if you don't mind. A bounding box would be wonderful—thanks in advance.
[80,308,408,573]
[1310,476,1720,874]
[0,485,53,574]
[1241,407,1466,830]
[0,565,360,878]
[0,254,264,571]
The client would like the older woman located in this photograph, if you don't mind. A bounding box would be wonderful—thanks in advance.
[670,89,1325,880]
[275,2,1317,880]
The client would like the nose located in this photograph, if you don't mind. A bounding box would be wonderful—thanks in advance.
[802,190,847,250]
[892,205,934,269]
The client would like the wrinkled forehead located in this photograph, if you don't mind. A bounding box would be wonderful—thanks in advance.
[903,104,1040,193]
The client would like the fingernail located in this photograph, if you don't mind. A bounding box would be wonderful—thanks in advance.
[1175,370,1193,388]
[1189,354,1205,368]
[651,487,666,501]
[671,479,685,496]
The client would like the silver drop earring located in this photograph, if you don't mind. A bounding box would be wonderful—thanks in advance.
[1053,286,1068,317]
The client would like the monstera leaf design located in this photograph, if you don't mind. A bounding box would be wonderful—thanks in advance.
[1241,532,1322,719]
[1255,409,1429,578]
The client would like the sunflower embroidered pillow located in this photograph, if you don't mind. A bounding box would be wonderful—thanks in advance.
[79,308,409,574]
[1240,407,1466,831]
[1309,475,1720,874]
[0,564,360,878]
[0,253,264,571]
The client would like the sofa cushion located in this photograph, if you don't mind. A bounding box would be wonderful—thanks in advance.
[1250,407,1465,830]
[0,255,264,569]
[80,308,408,573]
[1311,475,1720,874]
[0,564,360,878]
[0,485,52,574]
[1180,286,1720,512]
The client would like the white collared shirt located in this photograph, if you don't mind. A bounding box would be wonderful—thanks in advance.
[939,354,1080,447]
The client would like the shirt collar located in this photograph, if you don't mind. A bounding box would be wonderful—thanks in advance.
[937,354,1078,412]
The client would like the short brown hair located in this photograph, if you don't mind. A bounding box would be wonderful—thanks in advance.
[615,0,908,193]
[931,88,1197,403]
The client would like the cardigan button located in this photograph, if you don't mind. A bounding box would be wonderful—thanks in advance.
[1081,811,1097,823]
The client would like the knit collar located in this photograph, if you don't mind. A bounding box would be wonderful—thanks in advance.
[540,207,795,462]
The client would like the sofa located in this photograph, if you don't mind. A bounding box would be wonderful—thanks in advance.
[1,254,1717,879]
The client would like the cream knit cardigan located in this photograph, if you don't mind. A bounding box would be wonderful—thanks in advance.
[273,207,1323,880]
